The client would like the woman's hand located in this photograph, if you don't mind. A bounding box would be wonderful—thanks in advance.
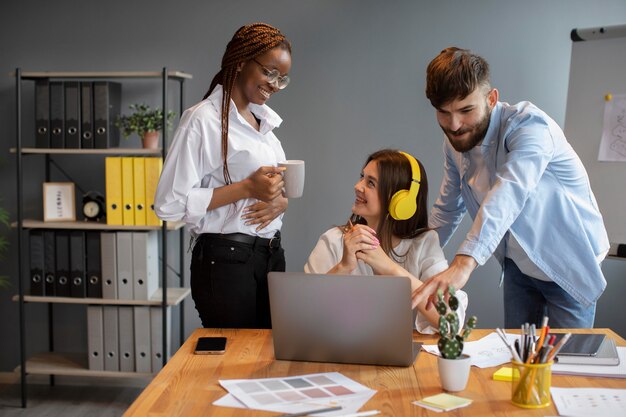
[329,224,379,274]
[245,166,286,202]
[242,196,288,231]
[356,245,399,276]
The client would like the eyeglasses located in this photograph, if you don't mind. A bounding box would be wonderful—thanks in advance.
[252,58,290,89]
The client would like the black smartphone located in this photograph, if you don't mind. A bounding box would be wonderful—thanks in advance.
[194,337,227,355]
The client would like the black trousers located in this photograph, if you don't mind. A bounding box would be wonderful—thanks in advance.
[190,233,285,329]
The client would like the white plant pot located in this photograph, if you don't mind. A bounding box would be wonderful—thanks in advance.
[437,354,471,392]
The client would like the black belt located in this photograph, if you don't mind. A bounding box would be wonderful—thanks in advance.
[201,232,281,249]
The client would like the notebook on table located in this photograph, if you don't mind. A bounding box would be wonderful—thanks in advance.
[268,271,420,367]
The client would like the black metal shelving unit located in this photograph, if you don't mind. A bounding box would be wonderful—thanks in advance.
[13,68,192,407]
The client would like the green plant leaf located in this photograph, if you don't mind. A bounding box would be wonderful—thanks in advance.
[115,103,177,139]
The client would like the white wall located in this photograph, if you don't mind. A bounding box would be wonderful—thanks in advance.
[1,0,626,372]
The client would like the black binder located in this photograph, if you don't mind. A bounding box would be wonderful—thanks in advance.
[94,81,121,149]
[43,231,56,296]
[29,230,44,296]
[35,79,50,148]
[49,81,65,148]
[64,81,81,148]
[70,231,86,298]
[80,81,94,148]
[86,232,102,298]
[55,231,71,297]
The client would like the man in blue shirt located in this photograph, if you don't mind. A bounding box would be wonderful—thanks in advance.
[412,47,609,328]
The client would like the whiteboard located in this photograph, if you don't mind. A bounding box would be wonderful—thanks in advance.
[564,24,626,244]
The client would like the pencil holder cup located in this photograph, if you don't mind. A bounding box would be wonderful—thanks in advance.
[511,360,553,408]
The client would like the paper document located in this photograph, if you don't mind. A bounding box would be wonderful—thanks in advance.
[599,93,626,162]
[216,372,376,416]
[551,387,626,416]
[422,332,517,368]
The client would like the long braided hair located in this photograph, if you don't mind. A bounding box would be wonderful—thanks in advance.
[202,23,292,185]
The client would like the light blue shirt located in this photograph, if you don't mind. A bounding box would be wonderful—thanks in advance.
[465,143,552,281]
[429,101,609,306]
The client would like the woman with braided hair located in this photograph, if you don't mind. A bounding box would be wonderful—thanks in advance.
[155,23,292,328]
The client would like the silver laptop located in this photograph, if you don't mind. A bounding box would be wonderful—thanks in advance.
[268,272,420,367]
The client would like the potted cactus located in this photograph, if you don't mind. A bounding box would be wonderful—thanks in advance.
[436,286,477,391]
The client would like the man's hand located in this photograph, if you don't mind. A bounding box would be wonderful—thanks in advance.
[242,196,288,231]
[411,254,477,309]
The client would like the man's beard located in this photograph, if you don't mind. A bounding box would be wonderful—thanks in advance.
[443,107,491,153]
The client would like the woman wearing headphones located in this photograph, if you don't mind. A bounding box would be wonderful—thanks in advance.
[305,149,468,332]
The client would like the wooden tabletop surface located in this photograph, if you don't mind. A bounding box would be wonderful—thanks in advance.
[123,328,626,416]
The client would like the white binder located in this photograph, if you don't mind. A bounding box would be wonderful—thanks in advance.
[118,306,135,372]
[150,306,172,372]
[132,231,158,300]
[133,306,152,373]
[100,232,117,299]
[103,305,119,371]
[116,232,133,299]
[87,306,104,371]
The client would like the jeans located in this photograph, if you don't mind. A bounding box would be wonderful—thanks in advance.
[503,258,596,329]
[190,233,286,329]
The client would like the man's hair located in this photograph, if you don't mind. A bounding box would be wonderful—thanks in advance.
[203,23,291,184]
[425,47,490,108]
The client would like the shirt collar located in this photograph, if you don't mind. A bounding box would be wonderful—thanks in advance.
[206,84,283,135]
[480,101,503,148]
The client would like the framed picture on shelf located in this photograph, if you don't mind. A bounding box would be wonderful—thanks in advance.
[43,182,76,222]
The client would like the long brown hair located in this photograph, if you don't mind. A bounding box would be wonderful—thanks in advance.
[345,149,430,257]
[202,23,292,184]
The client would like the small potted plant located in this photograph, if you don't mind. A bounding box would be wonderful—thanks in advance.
[115,103,176,149]
[436,286,477,391]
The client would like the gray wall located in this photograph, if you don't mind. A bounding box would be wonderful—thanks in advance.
[1,0,626,373]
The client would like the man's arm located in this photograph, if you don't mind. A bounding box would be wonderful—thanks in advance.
[429,140,467,247]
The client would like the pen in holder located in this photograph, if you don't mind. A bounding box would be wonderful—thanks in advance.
[511,360,553,408]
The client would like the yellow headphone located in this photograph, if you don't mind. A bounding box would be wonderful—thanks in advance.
[388,151,421,221]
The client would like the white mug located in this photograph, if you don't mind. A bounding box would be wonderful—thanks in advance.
[278,160,305,198]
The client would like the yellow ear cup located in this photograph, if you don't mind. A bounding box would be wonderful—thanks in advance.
[389,189,417,220]
[388,151,421,221]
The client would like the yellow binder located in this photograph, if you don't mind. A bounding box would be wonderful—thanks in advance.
[133,157,146,226]
[144,157,163,226]
[105,157,123,225]
[121,157,135,225]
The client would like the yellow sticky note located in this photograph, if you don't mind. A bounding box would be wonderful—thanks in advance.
[493,366,520,381]
[419,393,472,411]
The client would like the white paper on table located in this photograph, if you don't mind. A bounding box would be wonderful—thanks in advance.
[213,391,376,416]
[422,332,518,368]
[551,387,626,416]
[218,372,377,416]
[213,393,247,409]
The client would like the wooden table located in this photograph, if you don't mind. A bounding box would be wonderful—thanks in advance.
[123,328,626,416]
